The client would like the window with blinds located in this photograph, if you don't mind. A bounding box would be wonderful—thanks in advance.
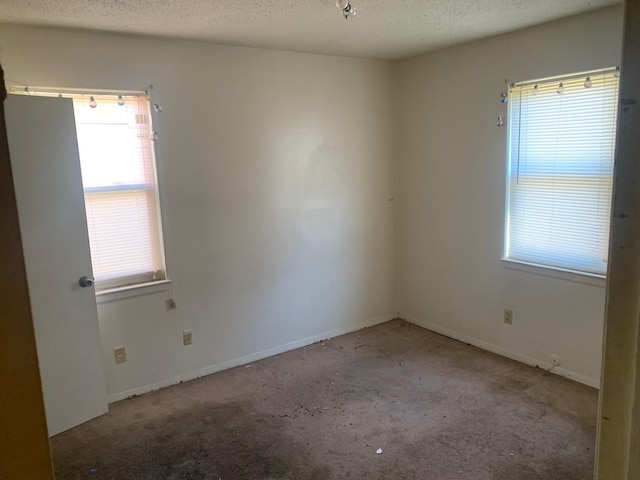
[70,93,166,290]
[504,68,620,276]
[9,87,167,290]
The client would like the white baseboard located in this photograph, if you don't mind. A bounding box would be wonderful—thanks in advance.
[402,314,600,389]
[107,313,396,403]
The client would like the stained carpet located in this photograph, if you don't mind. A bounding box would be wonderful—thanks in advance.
[51,319,597,479]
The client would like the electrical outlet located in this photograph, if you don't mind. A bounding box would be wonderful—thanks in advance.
[504,309,513,325]
[114,346,127,365]
[165,298,177,310]
[551,354,561,366]
[183,329,193,346]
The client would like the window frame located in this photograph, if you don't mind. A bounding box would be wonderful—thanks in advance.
[502,67,620,278]
[8,85,169,295]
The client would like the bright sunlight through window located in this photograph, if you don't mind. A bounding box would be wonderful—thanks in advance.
[504,68,620,276]
[72,92,166,291]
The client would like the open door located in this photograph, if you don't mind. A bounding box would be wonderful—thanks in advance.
[5,94,108,436]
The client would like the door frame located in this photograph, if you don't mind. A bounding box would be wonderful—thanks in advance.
[595,1,640,478]
[0,65,55,479]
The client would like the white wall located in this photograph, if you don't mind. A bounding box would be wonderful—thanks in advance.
[397,6,624,387]
[0,6,623,401]
[0,25,398,400]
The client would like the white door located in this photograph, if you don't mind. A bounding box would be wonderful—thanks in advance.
[5,95,108,436]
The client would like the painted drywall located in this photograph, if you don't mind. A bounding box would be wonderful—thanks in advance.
[397,6,624,387]
[0,6,622,405]
[0,25,398,400]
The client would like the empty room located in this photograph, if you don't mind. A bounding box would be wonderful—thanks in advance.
[1,0,639,479]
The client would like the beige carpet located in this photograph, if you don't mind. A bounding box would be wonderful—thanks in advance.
[51,319,597,479]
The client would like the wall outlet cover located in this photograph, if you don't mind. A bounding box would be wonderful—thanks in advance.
[183,329,193,346]
[114,346,127,365]
[165,298,177,310]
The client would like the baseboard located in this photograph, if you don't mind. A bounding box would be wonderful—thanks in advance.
[107,313,396,403]
[402,314,600,389]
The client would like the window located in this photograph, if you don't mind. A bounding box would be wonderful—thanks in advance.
[504,68,620,276]
[72,92,166,291]
[10,87,168,291]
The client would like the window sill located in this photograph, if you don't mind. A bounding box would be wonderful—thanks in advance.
[96,279,171,304]
[501,259,606,288]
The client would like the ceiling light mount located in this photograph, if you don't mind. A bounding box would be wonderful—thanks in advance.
[336,0,356,19]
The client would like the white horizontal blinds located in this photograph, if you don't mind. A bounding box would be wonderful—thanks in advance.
[72,94,165,289]
[506,70,619,274]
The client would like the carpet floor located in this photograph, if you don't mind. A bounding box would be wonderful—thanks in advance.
[51,319,597,480]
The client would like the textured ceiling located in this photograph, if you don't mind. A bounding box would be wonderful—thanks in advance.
[0,0,621,59]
